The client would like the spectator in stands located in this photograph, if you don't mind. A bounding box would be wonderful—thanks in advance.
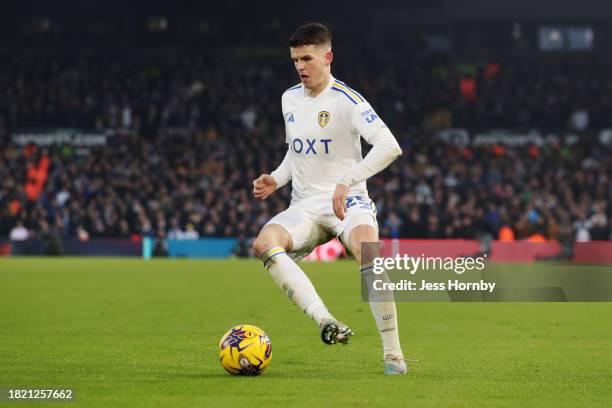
[0,50,610,243]
[9,220,29,241]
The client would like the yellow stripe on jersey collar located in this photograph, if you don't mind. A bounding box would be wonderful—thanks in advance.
[332,81,364,103]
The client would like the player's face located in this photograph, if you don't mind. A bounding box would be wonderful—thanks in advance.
[290,44,333,90]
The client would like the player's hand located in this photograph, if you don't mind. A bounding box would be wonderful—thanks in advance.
[332,184,350,220]
[253,174,277,200]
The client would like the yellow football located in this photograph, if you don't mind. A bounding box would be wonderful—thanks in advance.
[218,324,272,376]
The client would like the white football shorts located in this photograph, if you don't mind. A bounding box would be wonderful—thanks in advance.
[265,195,378,261]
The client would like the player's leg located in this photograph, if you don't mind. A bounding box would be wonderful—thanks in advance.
[343,213,407,374]
[252,224,292,256]
[252,216,338,332]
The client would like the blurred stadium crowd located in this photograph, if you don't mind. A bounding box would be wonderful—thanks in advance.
[1,50,611,243]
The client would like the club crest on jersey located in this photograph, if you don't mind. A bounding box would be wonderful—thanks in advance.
[318,111,330,127]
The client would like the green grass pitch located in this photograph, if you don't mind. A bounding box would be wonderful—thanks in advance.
[1,258,611,407]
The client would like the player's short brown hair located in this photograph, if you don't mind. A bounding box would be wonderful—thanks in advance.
[288,23,332,47]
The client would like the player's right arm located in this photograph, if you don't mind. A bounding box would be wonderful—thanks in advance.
[253,149,291,200]
[252,174,276,200]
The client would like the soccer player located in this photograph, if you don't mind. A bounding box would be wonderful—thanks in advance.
[252,23,406,375]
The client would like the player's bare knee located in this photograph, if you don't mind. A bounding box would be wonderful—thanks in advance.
[251,237,269,258]
[252,236,277,258]
[252,224,292,258]
[348,224,379,265]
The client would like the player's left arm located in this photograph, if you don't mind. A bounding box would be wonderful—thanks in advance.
[337,126,402,186]
[332,101,402,220]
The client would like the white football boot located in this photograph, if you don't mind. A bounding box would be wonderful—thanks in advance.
[383,354,408,375]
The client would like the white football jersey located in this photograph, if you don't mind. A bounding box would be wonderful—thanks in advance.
[281,76,387,202]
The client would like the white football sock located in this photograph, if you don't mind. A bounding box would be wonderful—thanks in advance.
[261,247,334,326]
[361,264,404,358]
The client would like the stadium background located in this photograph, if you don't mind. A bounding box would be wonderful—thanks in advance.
[1,1,612,407]
[1,0,611,260]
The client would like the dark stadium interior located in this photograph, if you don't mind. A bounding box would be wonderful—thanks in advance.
[1,0,611,250]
